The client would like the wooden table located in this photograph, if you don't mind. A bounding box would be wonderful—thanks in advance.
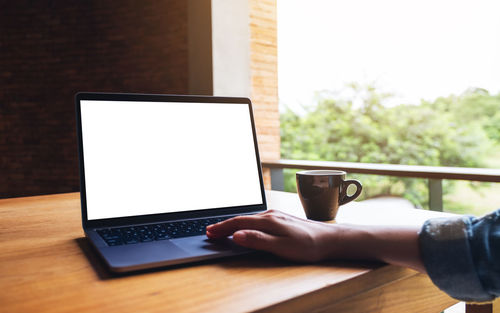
[0,190,470,313]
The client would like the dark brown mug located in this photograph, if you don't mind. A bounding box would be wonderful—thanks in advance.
[296,170,362,221]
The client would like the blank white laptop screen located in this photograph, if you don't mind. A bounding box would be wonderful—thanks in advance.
[80,100,263,220]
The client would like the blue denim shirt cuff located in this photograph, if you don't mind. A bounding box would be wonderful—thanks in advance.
[419,215,494,302]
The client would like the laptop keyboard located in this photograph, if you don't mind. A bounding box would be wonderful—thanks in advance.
[96,216,233,246]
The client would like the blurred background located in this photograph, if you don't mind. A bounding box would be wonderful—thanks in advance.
[277,0,500,215]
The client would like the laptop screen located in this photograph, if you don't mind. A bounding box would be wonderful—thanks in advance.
[79,99,264,221]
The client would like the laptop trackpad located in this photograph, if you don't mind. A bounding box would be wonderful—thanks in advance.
[171,236,252,257]
[100,240,191,269]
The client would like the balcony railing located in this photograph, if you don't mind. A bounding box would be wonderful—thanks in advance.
[262,159,500,211]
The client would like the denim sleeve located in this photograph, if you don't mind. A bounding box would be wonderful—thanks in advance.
[419,209,500,302]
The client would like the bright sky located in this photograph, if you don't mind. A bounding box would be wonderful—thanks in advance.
[277,0,500,112]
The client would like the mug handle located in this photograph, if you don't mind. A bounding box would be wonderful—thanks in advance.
[339,179,363,206]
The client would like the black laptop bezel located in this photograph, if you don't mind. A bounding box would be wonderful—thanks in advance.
[75,92,267,230]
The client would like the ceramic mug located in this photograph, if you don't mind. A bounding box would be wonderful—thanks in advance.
[296,170,362,221]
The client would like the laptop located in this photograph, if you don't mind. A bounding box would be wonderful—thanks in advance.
[75,92,267,272]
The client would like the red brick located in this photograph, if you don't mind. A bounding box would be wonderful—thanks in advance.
[0,1,189,198]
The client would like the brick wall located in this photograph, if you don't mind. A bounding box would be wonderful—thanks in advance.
[0,0,280,198]
[0,1,189,198]
[249,0,280,189]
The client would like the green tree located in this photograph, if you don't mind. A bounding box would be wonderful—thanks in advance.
[280,84,498,209]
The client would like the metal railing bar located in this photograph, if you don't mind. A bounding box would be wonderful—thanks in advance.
[262,159,500,183]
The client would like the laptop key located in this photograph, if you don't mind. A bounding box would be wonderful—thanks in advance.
[140,237,154,242]
[106,240,123,246]
[96,215,236,246]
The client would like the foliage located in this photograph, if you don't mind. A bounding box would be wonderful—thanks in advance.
[280,84,500,209]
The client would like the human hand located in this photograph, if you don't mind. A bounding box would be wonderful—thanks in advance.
[206,210,337,262]
[207,209,425,271]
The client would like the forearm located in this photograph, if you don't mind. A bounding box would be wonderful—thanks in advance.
[322,224,426,272]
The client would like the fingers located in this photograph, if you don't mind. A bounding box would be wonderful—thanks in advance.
[206,213,287,239]
[205,210,330,263]
[232,229,317,262]
[232,230,281,252]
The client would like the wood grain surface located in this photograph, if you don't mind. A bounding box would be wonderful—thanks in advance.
[0,191,459,313]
